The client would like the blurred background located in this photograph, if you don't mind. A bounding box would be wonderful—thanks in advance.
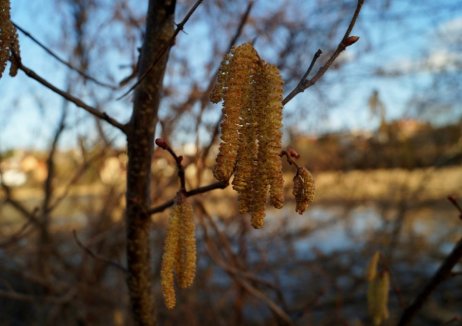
[0,0,461,325]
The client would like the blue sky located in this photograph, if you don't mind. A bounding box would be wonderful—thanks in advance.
[1,0,461,151]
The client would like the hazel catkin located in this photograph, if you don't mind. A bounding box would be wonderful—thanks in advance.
[0,0,20,78]
[214,44,259,182]
[161,204,181,309]
[161,193,197,309]
[366,251,390,326]
[293,167,315,214]
[211,43,287,228]
[261,63,284,209]
[177,196,196,289]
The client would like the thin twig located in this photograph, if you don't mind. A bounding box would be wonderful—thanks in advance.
[13,22,117,90]
[72,230,128,274]
[0,220,33,248]
[147,180,228,215]
[398,238,462,326]
[155,138,186,191]
[282,0,364,105]
[198,213,293,325]
[448,195,462,219]
[18,62,127,133]
[117,0,204,99]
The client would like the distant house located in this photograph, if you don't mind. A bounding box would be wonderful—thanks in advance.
[0,150,47,187]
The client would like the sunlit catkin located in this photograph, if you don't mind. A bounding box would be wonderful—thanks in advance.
[231,45,259,208]
[211,43,287,228]
[293,167,315,214]
[0,0,20,78]
[210,52,231,104]
[367,251,380,281]
[262,63,284,208]
[177,197,196,289]
[161,193,197,309]
[161,204,181,309]
[366,251,390,326]
[214,44,259,182]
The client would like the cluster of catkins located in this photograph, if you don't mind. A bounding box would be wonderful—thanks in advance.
[211,43,315,228]
[161,192,196,309]
[367,252,390,326]
[0,0,20,78]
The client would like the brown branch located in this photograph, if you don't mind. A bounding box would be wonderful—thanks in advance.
[282,0,364,105]
[13,22,117,90]
[448,195,462,219]
[198,213,293,325]
[398,237,462,326]
[72,230,128,274]
[18,63,127,133]
[48,146,109,212]
[147,180,228,215]
[0,288,76,304]
[0,220,33,248]
[155,138,186,190]
[117,0,204,100]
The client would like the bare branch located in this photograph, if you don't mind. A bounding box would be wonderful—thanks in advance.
[117,0,204,99]
[282,0,364,105]
[147,180,228,215]
[13,22,118,90]
[18,62,127,133]
[73,230,128,274]
[398,237,462,326]
[155,138,186,191]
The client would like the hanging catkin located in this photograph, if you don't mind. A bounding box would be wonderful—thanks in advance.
[211,43,287,228]
[211,43,319,225]
[293,167,315,214]
[213,44,259,182]
[261,63,284,209]
[161,193,197,309]
[161,204,181,309]
[0,0,20,78]
[366,251,390,326]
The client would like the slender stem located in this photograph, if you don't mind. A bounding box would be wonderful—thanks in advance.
[13,22,117,90]
[147,180,229,215]
[282,0,364,105]
[118,0,204,100]
[18,63,127,133]
[398,237,462,326]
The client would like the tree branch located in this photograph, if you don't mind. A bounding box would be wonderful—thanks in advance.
[18,63,127,133]
[73,230,128,274]
[117,0,204,100]
[147,180,228,215]
[13,22,117,90]
[398,237,462,326]
[282,0,363,105]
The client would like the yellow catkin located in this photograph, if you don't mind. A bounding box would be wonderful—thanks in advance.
[249,64,272,228]
[232,52,259,213]
[367,251,381,281]
[0,0,20,78]
[366,252,390,326]
[161,204,181,309]
[376,272,390,323]
[293,167,315,214]
[262,63,285,208]
[177,197,196,289]
[209,53,231,104]
[214,44,259,182]
[211,43,287,228]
